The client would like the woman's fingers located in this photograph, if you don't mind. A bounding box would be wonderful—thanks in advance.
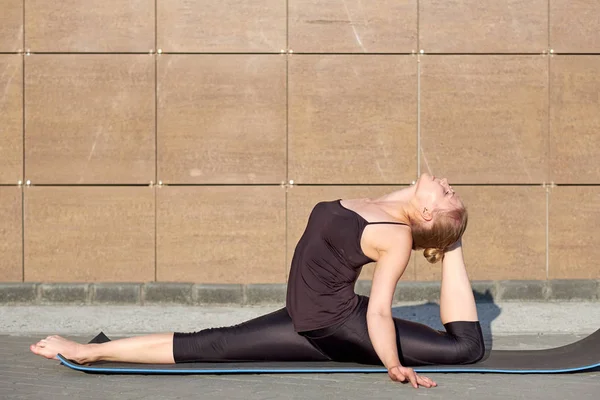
[416,374,436,388]
[396,366,418,388]
[388,366,437,388]
[408,371,419,388]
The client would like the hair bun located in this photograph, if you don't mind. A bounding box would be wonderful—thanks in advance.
[423,248,444,264]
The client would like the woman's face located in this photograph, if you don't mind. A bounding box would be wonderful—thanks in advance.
[414,173,462,212]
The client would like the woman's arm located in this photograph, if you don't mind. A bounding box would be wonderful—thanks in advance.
[366,247,408,369]
[365,227,436,388]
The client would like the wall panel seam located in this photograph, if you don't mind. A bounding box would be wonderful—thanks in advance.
[154,186,157,282]
[21,0,25,282]
[285,188,289,281]
[20,52,169,55]
[17,184,600,187]
[14,52,599,56]
[22,0,25,51]
[547,0,551,51]
[546,14,551,278]
[22,0,25,183]
[154,0,158,184]
[417,0,420,52]
[545,186,550,280]
[285,55,289,183]
[547,51,551,192]
[275,52,416,56]
[154,0,158,283]
[408,53,557,56]
[285,0,290,281]
[21,187,24,282]
[12,184,598,188]
[417,55,421,177]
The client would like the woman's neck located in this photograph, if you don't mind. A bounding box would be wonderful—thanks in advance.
[369,186,419,224]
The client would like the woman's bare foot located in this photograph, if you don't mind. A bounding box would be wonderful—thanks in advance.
[30,335,93,364]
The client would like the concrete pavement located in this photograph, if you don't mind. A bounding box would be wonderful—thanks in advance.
[1,302,598,399]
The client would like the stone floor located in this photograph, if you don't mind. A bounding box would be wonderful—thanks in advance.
[1,303,598,399]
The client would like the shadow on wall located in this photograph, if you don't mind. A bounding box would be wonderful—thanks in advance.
[391,290,501,352]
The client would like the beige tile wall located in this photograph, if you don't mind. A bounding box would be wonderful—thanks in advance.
[0,187,22,281]
[550,56,600,184]
[420,0,548,53]
[0,0,23,52]
[157,55,286,184]
[24,55,155,184]
[157,186,285,283]
[0,54,22,184]
[157,0,286,53]
[288,55,417,184]
[549,187,600,279]
[2,2,599,284]
[420,55,548,184]
[24,187,155,282]
[25,0,154,52]
[288,0,417,53]
[550,0,600,53]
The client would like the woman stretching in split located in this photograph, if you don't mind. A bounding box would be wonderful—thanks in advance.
[31,173,485,389]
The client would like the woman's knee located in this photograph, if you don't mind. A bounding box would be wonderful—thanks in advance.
[455,335,485,364]
[445,321,486,364]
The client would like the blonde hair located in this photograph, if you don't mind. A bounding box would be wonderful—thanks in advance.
[411,205,468,264]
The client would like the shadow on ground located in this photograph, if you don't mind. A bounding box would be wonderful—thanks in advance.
[391,290,501,352]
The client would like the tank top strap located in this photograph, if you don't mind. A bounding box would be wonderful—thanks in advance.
[365,221,408,226]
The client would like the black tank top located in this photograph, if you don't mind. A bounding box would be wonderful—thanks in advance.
[286,199,407,332]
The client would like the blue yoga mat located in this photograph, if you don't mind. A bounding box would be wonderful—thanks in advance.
[58,328,600,375]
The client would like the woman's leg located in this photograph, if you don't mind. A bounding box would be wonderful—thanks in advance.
[439,241,479,324]
[30,333,174,364]
[393,242,484,366]
[30,308,329,365]
[303,298,482,367]
[306,297,484,367]
[391,318,484,366]
[307,243,484,367]
[174,308,329,363]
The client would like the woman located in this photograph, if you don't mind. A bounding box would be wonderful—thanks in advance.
[31,173,484,389]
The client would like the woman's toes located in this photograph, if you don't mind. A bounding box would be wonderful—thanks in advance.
[30,335,84,362]
[30,343,56,359]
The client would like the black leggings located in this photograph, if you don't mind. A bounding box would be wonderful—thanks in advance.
[173,296,485,366]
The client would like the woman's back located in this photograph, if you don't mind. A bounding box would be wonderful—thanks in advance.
[286,200,375,332]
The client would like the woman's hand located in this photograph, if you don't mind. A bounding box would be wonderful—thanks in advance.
[387,365,437,388]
